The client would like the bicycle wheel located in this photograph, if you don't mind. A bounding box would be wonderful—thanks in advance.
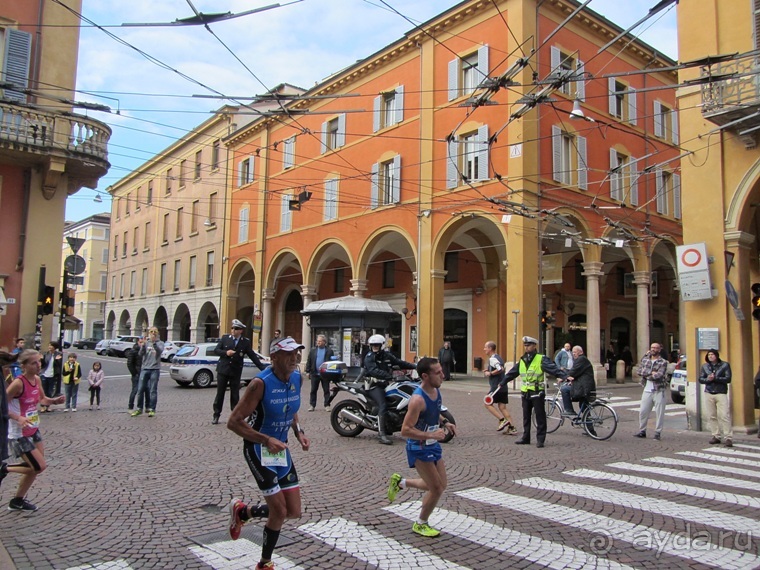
[533,397,563,433]
[581,401,618,440]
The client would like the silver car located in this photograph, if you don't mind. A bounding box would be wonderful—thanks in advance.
[169,342,270,388]
[161,340,192,362]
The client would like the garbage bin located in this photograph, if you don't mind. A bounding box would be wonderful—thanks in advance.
[474,357,483,371]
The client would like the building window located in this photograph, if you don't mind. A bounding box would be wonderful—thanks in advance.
[189,256,196,289]
[135,186,141,210]
[100,272,107,292]
[194,150,202,180]
[280,194,292,232]
[608,78,637,125]
[550,46,585,99]
[113,235,119,260]
[122,232,128,257]
[283,137,295,169]
[176,207,183,240]
[144,221,151,250]
[238,156,254,186]
[173,259,181,291]
[655,169,681,219]
[166,168,173,194]
[125,194,130,215]
[552,126,588,190]
[321,114,346,152]
[373,86,404,132]
[654,101,679,144]
[211,140,220,171]
[446,126,489,189]
[238,206,249,243]
[191,200,199,233]
[129,271,136,298]
[162,213,169,244]
[160,263,167,293]
[609,150,639,205]
[179,159,187,188]
[101,247,108,264]
[115,198,121,219]
[206,251,214,287]
[119,273,125,298]
[141,268,148,296]
[208,192,217,226]
[147,180,153,205]
[110,276,115,299]
[448,45,489,100]
[133,227,139,254]
[334,267,344,293]
[444,252,459,283]
[1,29,31,103]
[324,179,338,221]
[382,261,395,289]
[371,156,400,209]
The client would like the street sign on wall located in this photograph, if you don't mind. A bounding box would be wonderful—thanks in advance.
[676,243,713,301]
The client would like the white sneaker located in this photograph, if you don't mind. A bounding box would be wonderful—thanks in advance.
[63,408,70,412]
[308,405,315,412]
[325,405,332,412]
[72,408,77,412]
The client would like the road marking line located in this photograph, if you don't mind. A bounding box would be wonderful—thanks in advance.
[66,561,134,570]
[677,451,760,467]
[457,487,760,569]
[607,462,760,494]
[515,477,760,535]
[189,540,305,570]
[734,443,760,451]
[385,501,638,570]
[700,447,760,459]
[645,456,760,478]
[299,517,469,569]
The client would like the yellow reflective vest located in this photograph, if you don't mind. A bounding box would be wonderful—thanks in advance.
[519,353,544,392]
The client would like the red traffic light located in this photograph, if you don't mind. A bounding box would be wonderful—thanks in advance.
[752,283,760,320]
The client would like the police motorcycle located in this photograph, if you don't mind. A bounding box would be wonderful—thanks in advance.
[320,354,456,443]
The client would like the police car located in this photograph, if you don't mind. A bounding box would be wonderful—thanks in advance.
[170,342,270,388]
[669,355,687,404]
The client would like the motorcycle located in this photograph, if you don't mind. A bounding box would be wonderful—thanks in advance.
[320,360,456,443]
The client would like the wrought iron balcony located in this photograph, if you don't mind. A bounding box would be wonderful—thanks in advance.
[700,52,760,148]
[0,101,110,192]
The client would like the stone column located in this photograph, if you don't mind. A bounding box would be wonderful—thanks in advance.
[350,279,368,298]
[261,288,275,356]
[582,261,605,384]
[633,271,651,362]
[301,284,317,352]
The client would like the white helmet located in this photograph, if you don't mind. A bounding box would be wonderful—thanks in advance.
[368,334,385,347]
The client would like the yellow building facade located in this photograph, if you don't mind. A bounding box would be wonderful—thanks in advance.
[677,0,760,432]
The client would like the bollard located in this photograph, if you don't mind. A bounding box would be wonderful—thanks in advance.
[615,359,626,383]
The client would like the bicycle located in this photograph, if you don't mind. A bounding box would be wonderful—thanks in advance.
[532,380,618,440]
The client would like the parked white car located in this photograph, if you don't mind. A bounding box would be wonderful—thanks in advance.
[95,339,113,355]
[161,340,192,362]
[669,355,687,404]
[170,343,270,388]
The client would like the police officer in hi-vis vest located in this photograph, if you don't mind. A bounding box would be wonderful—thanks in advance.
[499,336,566,448]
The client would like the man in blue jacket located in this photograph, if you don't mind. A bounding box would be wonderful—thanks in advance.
[213,319,267,425]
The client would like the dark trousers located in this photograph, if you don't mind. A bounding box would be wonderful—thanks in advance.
[41,376,56,399]
[89,386,101,406]
[309,374,330,407]
[441,362,452,381]
[214,371,241,416]
[128,373,140,409]
[367,384,388,434]
[521,390,546,444]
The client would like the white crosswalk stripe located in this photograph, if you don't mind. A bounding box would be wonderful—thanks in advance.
[385,500,638,570]
[564,468,760,508]
[606,461,760,494]
[646,455,760,478]
[457,487,760,569]
[699,446,760,460]
[515,477,760,534]
[299,517,470,569]
[188,540,305,570]
[66,562,134,570]
[677,451,760,468]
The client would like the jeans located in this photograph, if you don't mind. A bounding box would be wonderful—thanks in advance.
[128,373,141,409]
[560,383,575,414]
[705,391,733,439]
[137,369,160,411]
[309,374,330,408]
[64,382,79,409]
[639,389,665,434]
[41,376,56,399]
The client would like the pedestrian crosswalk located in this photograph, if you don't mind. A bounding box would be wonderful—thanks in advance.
[607,395,685,416]
[184,442,760,570]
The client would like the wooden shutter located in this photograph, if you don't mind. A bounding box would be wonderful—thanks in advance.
[628,87,637,125]
[394,85,404,125]
[448,58,459,100]
[446,139,458,189]
[552,125,562,183]
[477,45,489,86]
[575,60,585,101]
[337,113,346,148]
[577,135,587,190]
[3,29,31,103]
[392,155,401,203]
[373,95,382,132]
[476,125,488,181]
[370,162,379,209]
[655,169,666,214]
[653,101,663,138]
[671,109,679,144]
[320,121,328,153]
[673,174,681,219]
[610,149,621,200]
[608,77,617,115]
[629,157,639,206]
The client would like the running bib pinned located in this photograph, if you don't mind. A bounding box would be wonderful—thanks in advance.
[261,448,287,467]
[425,424,439,446]
[25,409,39,429]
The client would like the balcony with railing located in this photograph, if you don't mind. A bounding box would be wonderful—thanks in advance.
[0,101,110,189]
[701,52,760,148]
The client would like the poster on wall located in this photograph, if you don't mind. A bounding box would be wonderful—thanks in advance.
[410,326,417,353]
[342,328,352,363]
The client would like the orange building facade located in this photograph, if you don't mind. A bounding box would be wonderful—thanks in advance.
[224,0,682,376]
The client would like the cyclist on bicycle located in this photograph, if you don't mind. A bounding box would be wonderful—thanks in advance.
[563,346,597,435]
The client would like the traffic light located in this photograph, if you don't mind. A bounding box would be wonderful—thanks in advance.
[540,310,548,330]
[42,285,55,315]
[752,283,760,320]
[65,288,76,316]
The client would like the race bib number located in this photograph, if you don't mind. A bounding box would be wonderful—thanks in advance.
[261,447,287,467]
[26,409,39,429]
[425,424,439,446]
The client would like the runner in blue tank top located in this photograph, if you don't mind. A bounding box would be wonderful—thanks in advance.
[226,337,310,570]
[386,357,457,538]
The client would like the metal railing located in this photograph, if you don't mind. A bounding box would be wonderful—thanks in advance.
[701,52,760,113]
[0,101,110,161]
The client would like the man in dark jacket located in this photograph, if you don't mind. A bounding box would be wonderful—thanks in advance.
[212,319,266,425]
[500,336,566,448]
[126,340,143,413]
[437,341,456,381]
[562,346,597,435]
[305,334,335,412]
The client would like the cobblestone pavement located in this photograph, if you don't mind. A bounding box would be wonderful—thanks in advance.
[1,365,759,569]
